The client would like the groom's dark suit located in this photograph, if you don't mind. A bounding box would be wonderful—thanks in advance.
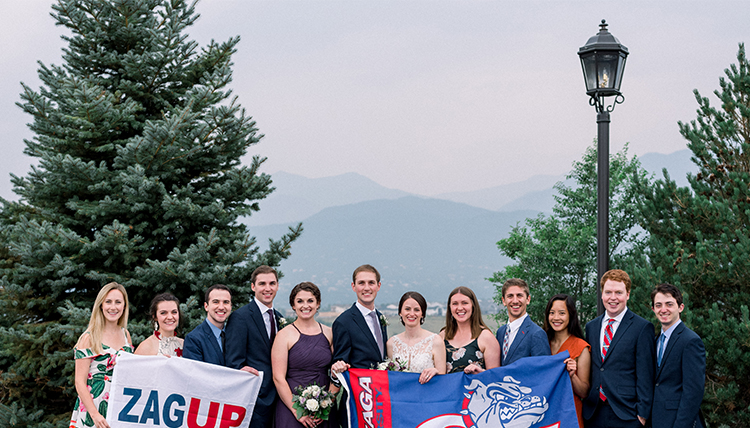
[225,301,283,428]
[332,303,387,368]
[584,308,655,426]
[652,322,705,428]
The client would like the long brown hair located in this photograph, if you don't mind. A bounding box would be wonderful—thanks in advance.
[443,286,488,341]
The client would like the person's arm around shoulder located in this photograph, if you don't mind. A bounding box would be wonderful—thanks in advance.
[182,330,203,361]
[635,318,656,426]
[224,309,259,375]
[565,344,591,399]
[674,334,706,428]
[74,334,110,428]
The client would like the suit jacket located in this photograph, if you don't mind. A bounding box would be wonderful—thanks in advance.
[225,302,283,428]
[652,322,705,428]
[584,308,655,423]
[183,319,225,366]
[332,304,388,369]
[496,315,551,366]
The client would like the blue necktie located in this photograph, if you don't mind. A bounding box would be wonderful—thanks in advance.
[657,333,666,366]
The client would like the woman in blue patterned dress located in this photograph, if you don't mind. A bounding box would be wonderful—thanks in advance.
[69,282,133,428]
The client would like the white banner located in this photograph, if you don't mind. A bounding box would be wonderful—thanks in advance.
[107,353,263,428]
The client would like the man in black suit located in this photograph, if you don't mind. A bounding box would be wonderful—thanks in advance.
[584,269,655,428]
[183,284,232,366]
[651,283,705,428]
[225,266,283,428]
[332,264,388,427]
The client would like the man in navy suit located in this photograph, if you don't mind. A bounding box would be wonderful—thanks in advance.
[496,278,551,366]
[651,283,705,428]
[225,266,284,428]
[584,269,655,428]
[183,284,232,365]
[332,264,388,427]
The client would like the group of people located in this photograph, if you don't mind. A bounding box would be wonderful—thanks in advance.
[70,265,705,428]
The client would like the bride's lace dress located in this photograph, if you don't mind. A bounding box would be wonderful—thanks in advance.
[391,334,436,373]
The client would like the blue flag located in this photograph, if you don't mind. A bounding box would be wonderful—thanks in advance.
[342,352,578,428]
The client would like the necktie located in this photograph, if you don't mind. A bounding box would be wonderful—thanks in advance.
[502,325,511,360]
[220,330,226,353]
[369,311,384,357]
[267,308,276,341]
[599,318,616,401]
[657,333,666,367]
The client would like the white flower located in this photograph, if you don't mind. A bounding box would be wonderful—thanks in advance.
[310,385,321,396]
[305,399,319,412]
[321,398,332,409]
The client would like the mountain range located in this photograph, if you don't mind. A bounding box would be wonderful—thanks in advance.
[244,149,696,305]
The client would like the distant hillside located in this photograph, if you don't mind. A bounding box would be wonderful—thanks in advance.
[244,171,413,226]
[638,149,694,188]
[246,196,537,306]
[434,174,564,211]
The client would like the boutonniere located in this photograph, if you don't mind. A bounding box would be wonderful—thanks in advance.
[277,316,290,330]
[378,312,389,327]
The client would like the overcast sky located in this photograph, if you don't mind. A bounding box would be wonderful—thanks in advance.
[1,1,748,201]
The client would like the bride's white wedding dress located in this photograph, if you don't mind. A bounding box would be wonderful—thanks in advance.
[391,333,436,373]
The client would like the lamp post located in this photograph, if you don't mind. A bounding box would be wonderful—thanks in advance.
[578,20,628,316]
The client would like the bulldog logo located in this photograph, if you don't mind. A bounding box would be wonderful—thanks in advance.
[461,376,548,428]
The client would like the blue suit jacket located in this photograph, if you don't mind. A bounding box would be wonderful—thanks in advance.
[652,322,705,428]
[332,304,387,369]
[225,302,283,428]
[584,308,655,422]
[496,315,551,366]
[183,319,225,366]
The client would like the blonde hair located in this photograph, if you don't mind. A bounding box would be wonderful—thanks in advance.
[82,282,129,354]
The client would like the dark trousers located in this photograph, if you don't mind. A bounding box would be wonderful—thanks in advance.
[585,401,644,428]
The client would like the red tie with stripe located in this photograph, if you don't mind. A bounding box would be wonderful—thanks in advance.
[599,318,615,401]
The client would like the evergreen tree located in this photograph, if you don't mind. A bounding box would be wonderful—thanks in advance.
[491,144,650,325]
[0,0,301,425]
[634,44,750,428]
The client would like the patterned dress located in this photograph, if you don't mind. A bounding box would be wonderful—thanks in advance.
[391,334,437,373]
[69,331,133,428]
[444,337,485,374]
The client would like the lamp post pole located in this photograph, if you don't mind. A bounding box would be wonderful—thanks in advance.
[578,20,628,316]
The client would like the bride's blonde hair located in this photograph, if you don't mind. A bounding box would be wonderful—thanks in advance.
[81,282,129,354]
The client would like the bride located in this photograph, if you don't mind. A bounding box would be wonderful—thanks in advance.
[386,291,446,384]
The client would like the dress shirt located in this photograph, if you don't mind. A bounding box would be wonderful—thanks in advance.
[599,307,628,359]
[206,319,225,352]
[505,313,529,350]
[356,301,382,344]
[254,297,276,339]
[659,319,681,352]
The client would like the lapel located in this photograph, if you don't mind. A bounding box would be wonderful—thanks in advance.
[604,309,633,363]
[249,302,271,348]
[350,304,381,355]
[507,316,531,361]
[656,322,684,378]
[202,320,223,358]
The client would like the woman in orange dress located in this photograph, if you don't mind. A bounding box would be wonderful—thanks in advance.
[543,294,591,428]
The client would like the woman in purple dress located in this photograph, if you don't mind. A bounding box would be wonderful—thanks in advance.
[272,282,337,428]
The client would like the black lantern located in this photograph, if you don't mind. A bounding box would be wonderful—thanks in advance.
[578,20,628,105]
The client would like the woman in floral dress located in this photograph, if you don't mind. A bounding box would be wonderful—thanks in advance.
[134,293,184,356]
[440,286,500,374]
[70,282,133,428]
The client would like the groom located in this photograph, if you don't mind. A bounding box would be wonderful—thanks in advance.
[332,264,388,428]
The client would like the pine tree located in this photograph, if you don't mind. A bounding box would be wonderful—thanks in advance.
[0,0,301,425]
[634,44,750,428]
[491,144,650,325]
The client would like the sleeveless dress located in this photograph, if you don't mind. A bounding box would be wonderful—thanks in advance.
[69,330,133,428]
[391,334,437,373]
[275,323,334,428]
[154,330,183,357]
[556,335,590,428]
[444,337,485,374]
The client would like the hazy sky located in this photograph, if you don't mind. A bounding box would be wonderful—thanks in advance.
[1,1,748,201]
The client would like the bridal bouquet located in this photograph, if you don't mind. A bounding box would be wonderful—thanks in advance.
[292,383,336,421]
[376,358,408,372]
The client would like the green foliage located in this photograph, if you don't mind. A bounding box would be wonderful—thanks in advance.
[0,0,301,424]
[491,144,650,326]
[633,44,750,428]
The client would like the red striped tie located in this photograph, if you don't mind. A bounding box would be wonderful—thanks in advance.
[599,318,615,401]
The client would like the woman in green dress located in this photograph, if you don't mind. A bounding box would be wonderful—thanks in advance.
[69,282,133,428]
